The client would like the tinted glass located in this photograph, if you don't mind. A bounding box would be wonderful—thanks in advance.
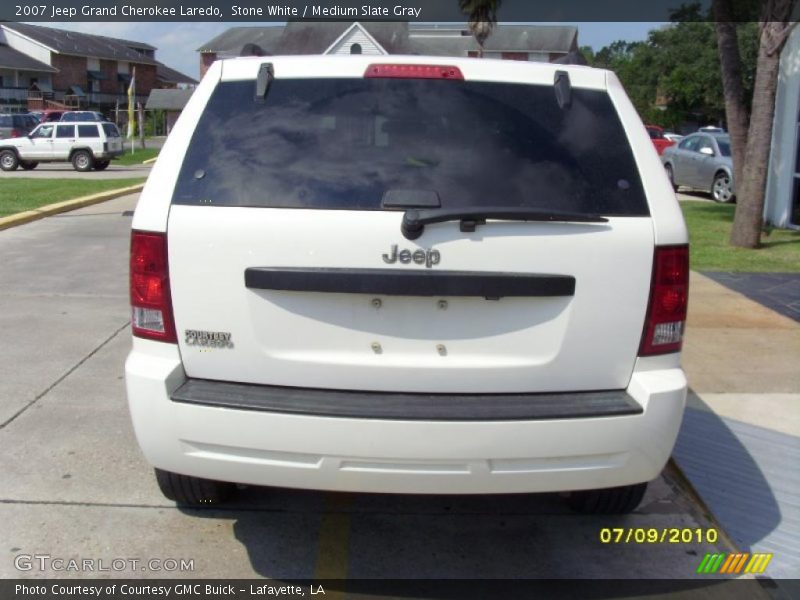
[102,123,120,137]
[56,125,75,138]
[697,137,714,154]
[32,124,54,138]
[61,112,96,122]
[78,124,99,138]
[174,79,648,216]
[0,116,10,127]
[716,138,731,157]
[679,136,699,151]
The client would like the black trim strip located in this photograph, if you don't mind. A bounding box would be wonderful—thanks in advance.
[171,379,641,421]
[245,268,575,298]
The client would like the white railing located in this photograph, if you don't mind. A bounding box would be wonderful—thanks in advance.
[0,87,29,102]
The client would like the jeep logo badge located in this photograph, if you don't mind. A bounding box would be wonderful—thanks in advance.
[382,244,441,268]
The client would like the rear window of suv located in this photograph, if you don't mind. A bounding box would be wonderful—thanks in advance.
[102,123,120,137]
[173,78,648,216]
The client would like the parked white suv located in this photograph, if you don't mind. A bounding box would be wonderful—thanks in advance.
[0,121,123,171]
[126,56,689,513]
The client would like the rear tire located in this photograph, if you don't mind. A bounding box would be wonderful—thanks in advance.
[711,171,735,203]
[94,160,110,171]
[565,482,647,514]
[665,164,678,192]
[71,150,94,172]
[0,149,19,171]
[20,161,38,170]
[155,468,235,506]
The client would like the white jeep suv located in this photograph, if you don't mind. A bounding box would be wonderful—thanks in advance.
[126,56,689,513]
[0,120,123,171]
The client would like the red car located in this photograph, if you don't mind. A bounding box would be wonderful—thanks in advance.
[646,125,675,155]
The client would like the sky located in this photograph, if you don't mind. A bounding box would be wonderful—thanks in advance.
[40,21,665,81]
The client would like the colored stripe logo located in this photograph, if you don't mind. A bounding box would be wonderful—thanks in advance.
[697,552,772,574]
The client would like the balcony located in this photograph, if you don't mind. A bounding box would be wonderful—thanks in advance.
[0,87,29,107]
[1,87,149,113]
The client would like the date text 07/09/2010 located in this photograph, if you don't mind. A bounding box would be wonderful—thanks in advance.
[15,4,424,19]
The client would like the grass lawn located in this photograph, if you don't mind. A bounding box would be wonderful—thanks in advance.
[681,200,800,272]
[0,178,146,217]
[115,147,159,165]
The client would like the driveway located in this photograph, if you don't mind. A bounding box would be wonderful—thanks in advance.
[0,195,769,595]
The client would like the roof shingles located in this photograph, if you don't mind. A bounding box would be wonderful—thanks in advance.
[198,23,577,57]
[2,22,157,64]
[0,43,57,72]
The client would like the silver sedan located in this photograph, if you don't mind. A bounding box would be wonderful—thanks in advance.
[661,133,735,202]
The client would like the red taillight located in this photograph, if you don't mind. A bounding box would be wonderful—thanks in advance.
[130,230,176,343]
[639,245,689,356]
[364,64,464,80]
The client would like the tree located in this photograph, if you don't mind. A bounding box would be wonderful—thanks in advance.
[713,0,754,187]
[729,3,798,248]
[587,22,758,131]
[459,0,502,57]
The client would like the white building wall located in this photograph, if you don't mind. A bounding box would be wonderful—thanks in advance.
[0,26,53,65]
[482,51,551,62]
[327,26,386,55]
[764,26,800,228]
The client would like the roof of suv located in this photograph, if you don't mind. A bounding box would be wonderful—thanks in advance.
[35,121,117,128]
[217,54,608,90]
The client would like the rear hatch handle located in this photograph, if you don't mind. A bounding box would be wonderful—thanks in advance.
[401,207,608,240]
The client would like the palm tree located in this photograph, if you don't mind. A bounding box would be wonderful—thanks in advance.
[459,0,503,58]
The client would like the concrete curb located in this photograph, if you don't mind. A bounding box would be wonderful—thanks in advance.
[0,183,144,232]
[142,157,158,165]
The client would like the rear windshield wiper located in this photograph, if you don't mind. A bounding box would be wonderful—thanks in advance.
[401,207,608,240]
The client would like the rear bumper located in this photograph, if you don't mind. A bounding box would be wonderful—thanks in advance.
[126,339,687,494]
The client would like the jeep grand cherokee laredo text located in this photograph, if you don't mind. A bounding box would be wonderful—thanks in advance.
[126,56,689,514]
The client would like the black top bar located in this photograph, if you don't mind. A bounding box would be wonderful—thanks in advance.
[245,267,576,298]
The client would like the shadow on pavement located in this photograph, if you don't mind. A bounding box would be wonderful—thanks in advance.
[176,474,754,585]
[673,391,782,555]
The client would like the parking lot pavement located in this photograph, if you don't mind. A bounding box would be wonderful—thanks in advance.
[676,273,800,586]
[0,162,151,179]
[0,195,769,592]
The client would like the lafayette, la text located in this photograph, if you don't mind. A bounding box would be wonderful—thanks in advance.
[16,583,320,597]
